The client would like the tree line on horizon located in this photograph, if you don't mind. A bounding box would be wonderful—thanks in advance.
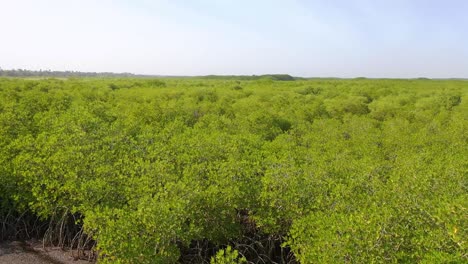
[0,68,300,81]
[0,68,139,78]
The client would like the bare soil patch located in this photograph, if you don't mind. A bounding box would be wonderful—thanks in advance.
[0,240,94,264]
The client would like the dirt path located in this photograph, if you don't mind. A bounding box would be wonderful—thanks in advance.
[0,241,93,264]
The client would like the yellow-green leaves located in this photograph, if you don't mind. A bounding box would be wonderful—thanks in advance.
[0,77,466,263]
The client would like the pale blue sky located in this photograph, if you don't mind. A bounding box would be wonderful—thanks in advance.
[1,0,467,77]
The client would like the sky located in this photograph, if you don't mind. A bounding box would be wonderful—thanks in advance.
[0,0,467,78]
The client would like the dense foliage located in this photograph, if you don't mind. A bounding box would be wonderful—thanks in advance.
[0,77,466,263]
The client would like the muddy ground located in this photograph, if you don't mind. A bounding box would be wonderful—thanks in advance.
[0,240,94,264]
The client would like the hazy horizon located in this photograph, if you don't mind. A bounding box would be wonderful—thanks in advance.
[1,0,467,78]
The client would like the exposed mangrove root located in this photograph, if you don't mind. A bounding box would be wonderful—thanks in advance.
[1,208,97,262]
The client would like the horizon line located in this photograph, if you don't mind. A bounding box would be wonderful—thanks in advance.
[1,67,467,80]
